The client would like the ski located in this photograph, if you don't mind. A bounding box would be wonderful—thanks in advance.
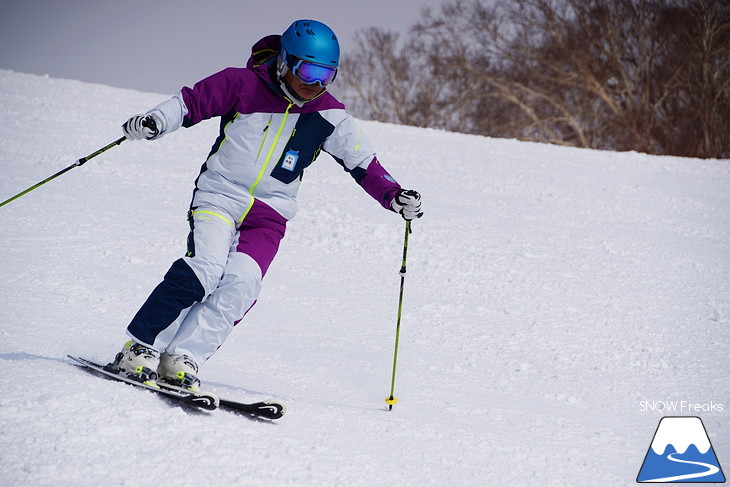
[68,355,286,420]
[157,381,285,420]
[218,397,286,420]
[68,355,218,410]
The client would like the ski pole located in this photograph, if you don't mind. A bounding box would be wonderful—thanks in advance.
[386,220,412,411]
[0,136,126,209]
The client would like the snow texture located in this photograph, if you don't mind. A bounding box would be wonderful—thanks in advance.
[0,70,728,486]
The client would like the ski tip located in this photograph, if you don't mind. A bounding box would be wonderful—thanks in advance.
[217,399,286,420]
[260,401,286,419]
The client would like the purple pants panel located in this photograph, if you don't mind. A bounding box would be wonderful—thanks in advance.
[236,198,287,277]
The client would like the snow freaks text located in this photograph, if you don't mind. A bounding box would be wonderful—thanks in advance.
[639,401,724,413]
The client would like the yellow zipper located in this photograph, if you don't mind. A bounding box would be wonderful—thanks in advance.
[240,103,293,224]
[250,103,292,196]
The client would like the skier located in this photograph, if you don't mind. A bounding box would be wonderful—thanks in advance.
[113,19,423,390]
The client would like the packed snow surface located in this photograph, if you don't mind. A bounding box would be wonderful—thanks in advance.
[1,70,728,486]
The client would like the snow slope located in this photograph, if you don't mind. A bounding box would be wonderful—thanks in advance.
[0,70,728,486]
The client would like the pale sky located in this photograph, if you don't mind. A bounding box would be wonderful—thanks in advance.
[0,0,449,94]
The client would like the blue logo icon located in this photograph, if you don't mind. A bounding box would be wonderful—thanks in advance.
[637,416,725,483]
[282,150,299,172]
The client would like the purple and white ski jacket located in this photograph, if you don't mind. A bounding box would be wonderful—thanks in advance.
[147,63,401,223]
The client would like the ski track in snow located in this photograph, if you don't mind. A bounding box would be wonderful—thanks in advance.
[0,70,728,486]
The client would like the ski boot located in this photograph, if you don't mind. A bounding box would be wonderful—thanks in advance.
[158,352,201,391]
[113,340,161,386]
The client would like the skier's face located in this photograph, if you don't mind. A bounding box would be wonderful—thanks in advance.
[284,70,325,101]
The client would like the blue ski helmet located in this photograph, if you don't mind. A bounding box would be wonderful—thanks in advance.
[280,19,340,68]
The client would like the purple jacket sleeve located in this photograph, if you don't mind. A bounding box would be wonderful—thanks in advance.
[180,68,250,127]
[358,157,402,211]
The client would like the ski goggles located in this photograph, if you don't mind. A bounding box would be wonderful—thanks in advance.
[285,54,338,87]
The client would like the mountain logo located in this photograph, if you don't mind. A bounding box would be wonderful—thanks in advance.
[637,416,725,483]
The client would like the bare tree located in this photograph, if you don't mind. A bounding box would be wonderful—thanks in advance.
[339,0,730,158]
[338,27,451,128]
[657,0,730,157]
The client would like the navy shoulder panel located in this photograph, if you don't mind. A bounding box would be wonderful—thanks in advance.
[270,112,336,184]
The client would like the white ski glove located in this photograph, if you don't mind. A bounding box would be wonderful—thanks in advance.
[391,189,423,221]
[122,113,161,140]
